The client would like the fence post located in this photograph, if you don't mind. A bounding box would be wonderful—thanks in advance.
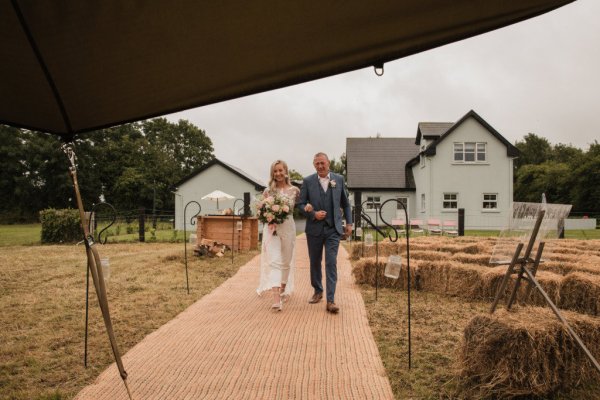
[354,191,362,232]
[138,207,145,242]
[458,208,465,236]
[243,192,251,216]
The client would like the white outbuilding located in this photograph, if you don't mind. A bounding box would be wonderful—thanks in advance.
[173,158,266,231]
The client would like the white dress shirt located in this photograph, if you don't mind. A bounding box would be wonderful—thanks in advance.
[318,174,330,192]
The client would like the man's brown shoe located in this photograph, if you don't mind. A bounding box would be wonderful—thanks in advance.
[326,302,340,314]
[308,293,323,304]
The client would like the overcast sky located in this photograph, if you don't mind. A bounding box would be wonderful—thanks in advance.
[166,0,599,182]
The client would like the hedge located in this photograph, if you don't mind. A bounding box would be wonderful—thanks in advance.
[40,208,82,244]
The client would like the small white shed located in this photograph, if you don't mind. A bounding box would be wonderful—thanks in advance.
[173,158,266,231]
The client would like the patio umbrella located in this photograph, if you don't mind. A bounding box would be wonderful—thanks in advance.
[202,190,235,210]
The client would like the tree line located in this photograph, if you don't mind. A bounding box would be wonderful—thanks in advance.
[514,133,599,214]
[1,123,597,223]
[0,118,214,223]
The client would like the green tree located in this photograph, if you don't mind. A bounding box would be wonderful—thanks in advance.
[329,152,347,180]
[514,162,573,204]
[514,133,553,169]
[0,125,28,221]
[551,143,583,165]
[571,141,600,212]
[1,118,214,221]
[288,169,304,182]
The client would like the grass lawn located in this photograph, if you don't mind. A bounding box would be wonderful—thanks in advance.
[0,243,258,400]
[0,224,189,246]
[3,223,598,247]
[0,224,42,246]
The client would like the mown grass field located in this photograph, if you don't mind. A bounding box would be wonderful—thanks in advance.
[0,224,188,246]
[0,243,258,400]
[2,224,598,247]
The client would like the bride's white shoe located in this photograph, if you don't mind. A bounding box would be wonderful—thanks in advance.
[271,301,283,311]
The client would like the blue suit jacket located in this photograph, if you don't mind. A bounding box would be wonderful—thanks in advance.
[297,172,352,236]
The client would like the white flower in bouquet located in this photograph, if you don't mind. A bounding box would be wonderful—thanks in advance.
[254,193,292,228]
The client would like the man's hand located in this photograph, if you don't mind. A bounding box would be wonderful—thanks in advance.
[344,224,353,237]
[314,210,327,221]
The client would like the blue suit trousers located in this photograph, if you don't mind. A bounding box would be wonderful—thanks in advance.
[306,225,341,303]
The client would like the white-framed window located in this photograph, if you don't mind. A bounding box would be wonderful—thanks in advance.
[420,193,426,212]
[366,196,381,210]
[483,193,498,209]
[443,193,458,210]
[477,143,486,161]
[454,142,486,163]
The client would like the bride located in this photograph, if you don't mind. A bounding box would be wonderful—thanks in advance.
[256,160,300,311]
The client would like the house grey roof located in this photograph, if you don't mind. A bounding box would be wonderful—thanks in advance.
[346,137,419,189]
[407,109,520,167]
[415,122,454,144]
[174,158,266,190]
[220,160,267,188]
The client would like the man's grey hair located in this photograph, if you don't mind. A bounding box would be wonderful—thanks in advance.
[313,152,329,161]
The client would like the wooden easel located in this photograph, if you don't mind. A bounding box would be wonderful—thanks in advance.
[490,209,600,374]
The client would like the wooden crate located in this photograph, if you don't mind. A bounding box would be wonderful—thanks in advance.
[196,216,258,250]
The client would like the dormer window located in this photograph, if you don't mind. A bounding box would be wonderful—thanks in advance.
[454,142,486,163]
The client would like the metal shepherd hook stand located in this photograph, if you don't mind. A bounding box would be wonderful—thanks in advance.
[61,144,133,400]
[183,201,201,294]
[231,199,245,264]
[84,201,117,368]
[359,198,412,369]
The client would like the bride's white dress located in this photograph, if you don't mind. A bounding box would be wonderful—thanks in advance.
[256,186,299,297]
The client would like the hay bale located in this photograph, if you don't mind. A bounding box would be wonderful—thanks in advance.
[351,257,415,289]
[351,238,600,317]
[559,272,600,316]
[413,259,486,299]
[458,307,600,399]
[451,252,491,266]
[349,241,400,260]
[480,268,561,306]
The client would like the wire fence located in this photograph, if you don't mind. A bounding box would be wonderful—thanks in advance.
[90,209,184,243]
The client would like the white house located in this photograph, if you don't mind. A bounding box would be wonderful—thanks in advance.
[346,110,519,230]
[173,158,266,231]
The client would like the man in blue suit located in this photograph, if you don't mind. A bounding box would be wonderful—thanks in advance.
[298,152,353,313]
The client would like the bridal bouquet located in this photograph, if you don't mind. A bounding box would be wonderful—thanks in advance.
[255,193,292,229]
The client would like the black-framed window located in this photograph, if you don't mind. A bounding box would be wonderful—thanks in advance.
[366,196,381,210]
[483,193,498,209]
[443,193,458,209]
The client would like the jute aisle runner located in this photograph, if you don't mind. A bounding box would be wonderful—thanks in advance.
[75,235,394,399]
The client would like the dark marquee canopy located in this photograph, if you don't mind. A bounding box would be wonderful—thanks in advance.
[1,0,575,139]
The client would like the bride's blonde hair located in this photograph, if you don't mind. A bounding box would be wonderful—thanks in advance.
[268,160,291,192]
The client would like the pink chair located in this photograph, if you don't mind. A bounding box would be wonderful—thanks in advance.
[442,220,458,236]
[391,218,406,236]
[427,219,442,235]
[409,219,424,235]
